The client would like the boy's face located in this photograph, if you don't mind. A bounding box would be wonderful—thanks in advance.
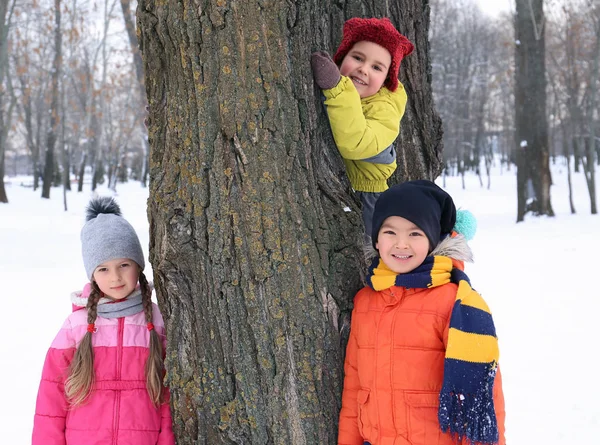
[375,216,430,274]
[339,40,391,98]
[93,258,140,301]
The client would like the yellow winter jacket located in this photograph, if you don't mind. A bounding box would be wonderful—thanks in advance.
[323,75,407,193]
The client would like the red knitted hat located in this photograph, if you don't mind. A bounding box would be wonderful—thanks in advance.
[333,17,414,92]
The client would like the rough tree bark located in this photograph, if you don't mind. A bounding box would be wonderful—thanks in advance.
[138,0,442,443]
[515,0,554,221]
[389,1,444,181]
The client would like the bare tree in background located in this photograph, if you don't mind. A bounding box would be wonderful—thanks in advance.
[138,0,442,443]
[120,0,150,187]
[583,3,599,214]
[0,0,17,203]
[13,3,52,191]
[76,47,103,192]
[430,0,505,187]
[4,0,152,194]
[547,1,582,213]
[41,0,62,199]
[515,0,554,220]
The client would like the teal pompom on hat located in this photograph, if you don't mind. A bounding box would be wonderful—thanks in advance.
[453,209,477,240]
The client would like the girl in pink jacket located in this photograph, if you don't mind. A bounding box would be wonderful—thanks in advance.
[32,197,175,445]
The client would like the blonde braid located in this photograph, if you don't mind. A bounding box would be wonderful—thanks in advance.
[65,282,102,406]
[139,272,165,406]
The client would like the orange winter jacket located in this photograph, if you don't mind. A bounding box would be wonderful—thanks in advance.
[338,282,506,445]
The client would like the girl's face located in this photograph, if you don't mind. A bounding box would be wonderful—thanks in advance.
[92,258,140,300]
[375,216,430,274]
[339,40,391,98]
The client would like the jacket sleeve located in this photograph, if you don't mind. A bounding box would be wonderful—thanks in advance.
[337,305,363,445]
[492,366,506,445]
[32,319,76,445]
[157,389,176,445]
[155,307,176,445]
[323,76,406,161]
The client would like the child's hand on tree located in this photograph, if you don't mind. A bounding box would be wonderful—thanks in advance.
[310,51,341,90]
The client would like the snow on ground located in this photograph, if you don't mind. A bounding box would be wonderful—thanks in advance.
[1,160,598,443]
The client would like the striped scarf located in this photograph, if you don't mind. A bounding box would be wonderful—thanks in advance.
[367,255,499,445]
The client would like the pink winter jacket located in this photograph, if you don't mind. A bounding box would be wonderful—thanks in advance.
[32,289,175,445]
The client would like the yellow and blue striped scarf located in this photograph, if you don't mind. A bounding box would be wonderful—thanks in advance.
[367,255,499,445]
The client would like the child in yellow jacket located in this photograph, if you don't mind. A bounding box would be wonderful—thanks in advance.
[311,17,414,240]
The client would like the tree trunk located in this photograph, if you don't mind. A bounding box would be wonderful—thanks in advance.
[485,139,493,190]
[19,70,40,191]
[33,99,43,190]
[120,0,145,97]
[61,75,71,195]
[583,16,600,214]
[0,97,8,203]
[120,0,150,187]
[389,1,444,181]
[42,0,62,199]
[515,0,554,221]
[89,104,103,191]
[0,0,16,204]
[92,157,104,190]
[138,1,441,443]
[566,140,576,214]
[0,149,6,203]
[584,138,598,213]
[77,152,87,192]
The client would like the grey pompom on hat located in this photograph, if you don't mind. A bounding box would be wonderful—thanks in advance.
[81,196,145,280]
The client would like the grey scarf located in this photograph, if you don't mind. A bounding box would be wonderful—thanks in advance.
[97,289,144,319]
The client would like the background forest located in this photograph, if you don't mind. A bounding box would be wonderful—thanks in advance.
[1,0,599,444]
[1,0,598,218]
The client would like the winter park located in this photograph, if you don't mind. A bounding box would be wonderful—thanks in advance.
[1,0,599,444]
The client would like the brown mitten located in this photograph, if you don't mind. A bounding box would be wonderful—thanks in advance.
[311,51,341,90]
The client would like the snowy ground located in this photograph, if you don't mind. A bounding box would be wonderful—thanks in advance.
[1,161,598,444]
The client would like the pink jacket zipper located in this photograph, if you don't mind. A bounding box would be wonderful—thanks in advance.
[112,317,124,444]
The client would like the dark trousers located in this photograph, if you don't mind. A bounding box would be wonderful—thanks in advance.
[356,191,381,243]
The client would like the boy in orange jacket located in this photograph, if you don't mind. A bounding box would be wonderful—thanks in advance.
[338,180,505,445]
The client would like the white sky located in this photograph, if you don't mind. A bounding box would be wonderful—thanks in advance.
[475,0,514,17]
[2,156,599,443]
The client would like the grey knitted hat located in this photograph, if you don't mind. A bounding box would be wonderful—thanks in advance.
[81,197,145,280]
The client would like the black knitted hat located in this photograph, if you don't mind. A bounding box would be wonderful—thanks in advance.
[371,180,456,250]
